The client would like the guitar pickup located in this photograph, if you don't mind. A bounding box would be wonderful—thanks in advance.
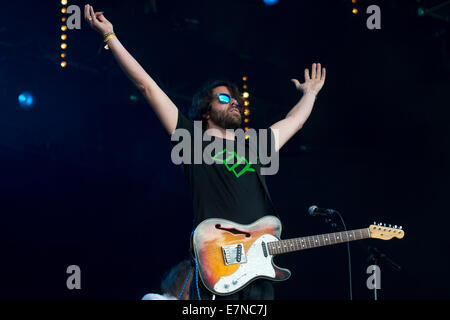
[222,243,247,265]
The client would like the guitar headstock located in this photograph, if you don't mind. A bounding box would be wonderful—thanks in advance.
[369,222,405,240]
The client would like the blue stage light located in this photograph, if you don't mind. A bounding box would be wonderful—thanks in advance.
[18,91,34,108]
[264,0,279,5]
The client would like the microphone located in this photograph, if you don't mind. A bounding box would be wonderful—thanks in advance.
[308,205,337,216]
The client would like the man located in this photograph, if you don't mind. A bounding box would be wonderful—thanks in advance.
[84,4,326,300]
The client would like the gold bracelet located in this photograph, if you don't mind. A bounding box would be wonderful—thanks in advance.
[103,31,114,38]
[104,33,116,43]
[103,33,116,50]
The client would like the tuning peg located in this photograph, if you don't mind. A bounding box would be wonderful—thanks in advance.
[373,221,376,225]
[399,226,402,230]
[383,223,386,227]
[394,225,398,229]
[389,224,391,228]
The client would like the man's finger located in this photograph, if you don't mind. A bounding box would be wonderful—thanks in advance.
[89,6,99,24]
[311,63,316,80]
[316,63,321,80]
[304,68,310,81]
[84,4,90,21]
[321,68,326,82]
[96,13,104,22]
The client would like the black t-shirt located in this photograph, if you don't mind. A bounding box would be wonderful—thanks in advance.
[170,111,276,227]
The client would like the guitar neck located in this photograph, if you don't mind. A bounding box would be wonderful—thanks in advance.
[267,228,370,255]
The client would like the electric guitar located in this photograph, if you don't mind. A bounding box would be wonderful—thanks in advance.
[192,215,405,296]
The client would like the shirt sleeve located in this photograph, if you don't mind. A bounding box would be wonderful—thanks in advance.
[167,109,196,144]
[176,110,195,133]
[168,110,200,166]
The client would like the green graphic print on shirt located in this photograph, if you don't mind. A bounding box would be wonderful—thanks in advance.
[211,148,258,178]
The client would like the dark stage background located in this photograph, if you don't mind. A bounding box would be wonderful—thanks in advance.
[1,0,449,300]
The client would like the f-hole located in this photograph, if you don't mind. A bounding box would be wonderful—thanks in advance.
[215,224,251,237]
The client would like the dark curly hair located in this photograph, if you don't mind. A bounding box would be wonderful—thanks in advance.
[189,79,244,128]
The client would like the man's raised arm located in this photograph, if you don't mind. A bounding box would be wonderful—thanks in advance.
[85,4,178,135]
[270,63,326,151]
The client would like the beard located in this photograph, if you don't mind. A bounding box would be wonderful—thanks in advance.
[209,106,242,130]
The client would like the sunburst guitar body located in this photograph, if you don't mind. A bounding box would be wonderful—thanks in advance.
[192,215,404,296]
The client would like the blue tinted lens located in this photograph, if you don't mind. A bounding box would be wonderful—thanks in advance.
[217,93,230,103]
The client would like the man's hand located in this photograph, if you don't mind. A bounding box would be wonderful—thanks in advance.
[291,63,326,95]
[269,63,326,152]
[84,4,114,36]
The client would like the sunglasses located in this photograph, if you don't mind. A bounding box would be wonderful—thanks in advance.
[215,93,240,106]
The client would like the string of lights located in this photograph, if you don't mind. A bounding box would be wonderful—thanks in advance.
[60,0,68,68]
[242,76,250,133]
[352,0,358,15]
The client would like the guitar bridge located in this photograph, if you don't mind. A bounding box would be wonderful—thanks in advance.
[222,243,247,265]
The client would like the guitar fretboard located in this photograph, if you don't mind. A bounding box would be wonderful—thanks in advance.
[267,228,370,255]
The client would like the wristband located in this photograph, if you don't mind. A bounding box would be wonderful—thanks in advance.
[104,33,116,43]
[103,31,114,38]
[103,32,116,50]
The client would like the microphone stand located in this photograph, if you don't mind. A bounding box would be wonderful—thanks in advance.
[367,245,402,272]
[323,213,353,300]
[367,245,402,301]
[324,216,403,301]
[367,249,379,300]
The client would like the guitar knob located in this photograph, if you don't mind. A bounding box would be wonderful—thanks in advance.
[224,284,229,289]
[232,280,238,285]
